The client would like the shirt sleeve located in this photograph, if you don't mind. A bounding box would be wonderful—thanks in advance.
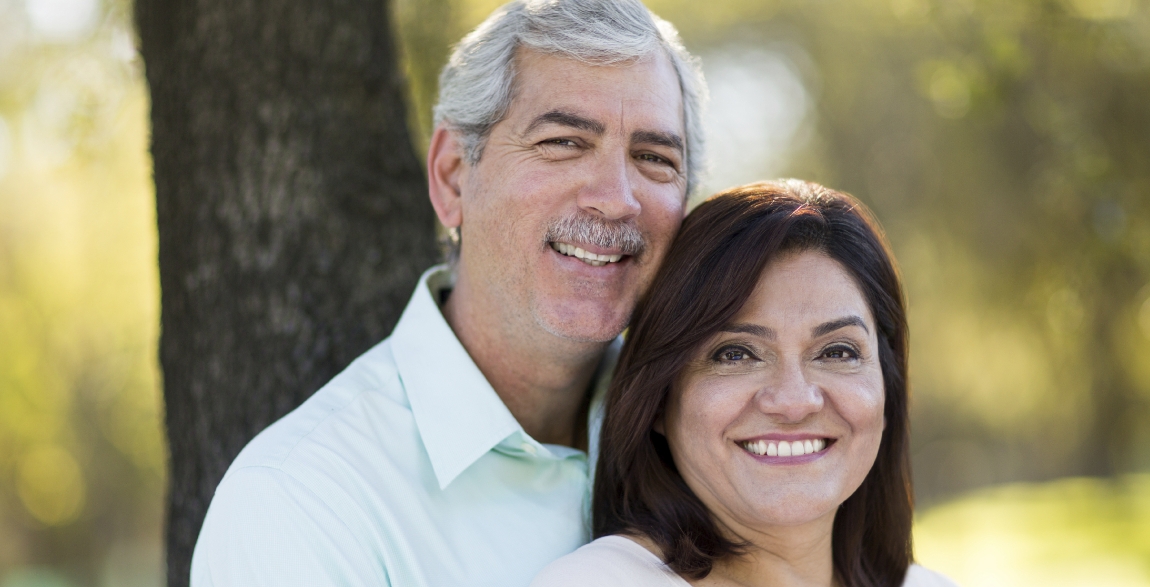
[190,466,388,587]
[529,555,638,587]
[529,539,686,587]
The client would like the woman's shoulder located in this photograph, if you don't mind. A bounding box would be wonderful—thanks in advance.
[904,563,960,587]
[530,535,690,587]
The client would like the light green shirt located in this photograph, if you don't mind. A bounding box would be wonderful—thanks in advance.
[191,266,615,587]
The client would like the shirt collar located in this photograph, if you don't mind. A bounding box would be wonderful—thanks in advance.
[391,265,619,490]
[391,266,522,490]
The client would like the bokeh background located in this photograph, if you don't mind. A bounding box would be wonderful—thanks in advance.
[1,0,1148,585]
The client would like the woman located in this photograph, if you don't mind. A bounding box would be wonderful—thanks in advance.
[532,180,956,587]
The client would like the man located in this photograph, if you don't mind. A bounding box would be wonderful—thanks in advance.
[190,1,706,585]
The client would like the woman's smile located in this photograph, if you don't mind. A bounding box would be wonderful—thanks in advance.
[737,437,833,459]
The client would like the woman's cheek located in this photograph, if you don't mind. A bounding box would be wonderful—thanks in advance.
[676,378,742,451]
[831,371,885,429]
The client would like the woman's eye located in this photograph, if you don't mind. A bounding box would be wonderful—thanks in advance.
[703,344,763,375]
[713,346,753,363]
[821,345,858,360]
[723,349,745,361]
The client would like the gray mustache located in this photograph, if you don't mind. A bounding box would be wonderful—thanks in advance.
[544,213,647,257]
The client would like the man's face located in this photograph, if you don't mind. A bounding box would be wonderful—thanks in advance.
[456,49,688,343]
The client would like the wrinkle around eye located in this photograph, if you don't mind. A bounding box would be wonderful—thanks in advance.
[638,161,684,185]
[708,359,767,376]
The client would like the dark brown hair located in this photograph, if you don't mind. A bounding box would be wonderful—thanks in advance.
[592,180,913,586]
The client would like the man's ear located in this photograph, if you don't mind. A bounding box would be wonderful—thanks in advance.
[427,125,466,229]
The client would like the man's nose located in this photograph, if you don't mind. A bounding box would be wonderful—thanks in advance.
[576,152,641,221]
[754,360,824,423]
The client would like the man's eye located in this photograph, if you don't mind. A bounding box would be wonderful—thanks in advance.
[541,138,577,147]
[637,153,670,165]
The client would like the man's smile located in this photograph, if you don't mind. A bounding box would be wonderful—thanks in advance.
[549,241,626,267]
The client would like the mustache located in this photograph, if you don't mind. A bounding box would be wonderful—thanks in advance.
[543,212,647,257]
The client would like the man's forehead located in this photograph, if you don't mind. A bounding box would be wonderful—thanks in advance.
[507,48,685,135]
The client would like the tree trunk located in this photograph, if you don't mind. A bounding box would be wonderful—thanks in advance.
[134,0,438,584]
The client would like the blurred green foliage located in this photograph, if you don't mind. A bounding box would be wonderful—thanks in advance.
[0,0,163,584]
[915,474,1150,585]
[0,0,1147,585]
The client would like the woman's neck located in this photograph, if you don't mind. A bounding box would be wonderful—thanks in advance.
[691,516,838,587]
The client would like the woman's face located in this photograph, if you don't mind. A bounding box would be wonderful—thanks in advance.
[662,249,886,535]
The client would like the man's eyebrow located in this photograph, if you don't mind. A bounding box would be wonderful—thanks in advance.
[523,110,606,136]
[631,129,684,154]
[720,323,775,340]
[812,316,870,338]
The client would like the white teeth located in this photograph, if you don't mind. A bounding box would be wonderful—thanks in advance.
[550,242,625,266]
[742,439,830,458]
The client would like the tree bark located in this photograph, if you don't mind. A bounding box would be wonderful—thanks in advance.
[134,0,438,584]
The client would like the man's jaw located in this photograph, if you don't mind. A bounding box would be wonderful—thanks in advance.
[548,241,626,267]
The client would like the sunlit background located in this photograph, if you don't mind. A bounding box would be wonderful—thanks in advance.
[1,0,1148,585]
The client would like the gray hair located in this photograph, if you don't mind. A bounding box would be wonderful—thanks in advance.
[433,0,707,197]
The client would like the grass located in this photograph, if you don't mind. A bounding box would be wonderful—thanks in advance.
[914,474,1150,587]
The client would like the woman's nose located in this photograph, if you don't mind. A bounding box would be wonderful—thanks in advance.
[755,361,824,423]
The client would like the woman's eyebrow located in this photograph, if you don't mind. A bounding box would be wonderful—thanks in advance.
[720,323,775,340]
[812,316,869,337]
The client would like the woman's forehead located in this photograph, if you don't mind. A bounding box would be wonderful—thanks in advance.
[734,250,874,334]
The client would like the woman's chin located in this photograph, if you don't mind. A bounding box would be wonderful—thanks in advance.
[732,487,844,530]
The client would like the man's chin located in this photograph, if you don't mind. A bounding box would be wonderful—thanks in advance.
[534,309,629,345]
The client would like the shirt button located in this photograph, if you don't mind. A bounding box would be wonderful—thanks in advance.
[521,443,537,456]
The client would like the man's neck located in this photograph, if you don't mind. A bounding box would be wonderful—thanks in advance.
[441,276,610,449]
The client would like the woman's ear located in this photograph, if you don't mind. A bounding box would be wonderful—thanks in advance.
[653,411,665,435]
[427,125,465,229]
